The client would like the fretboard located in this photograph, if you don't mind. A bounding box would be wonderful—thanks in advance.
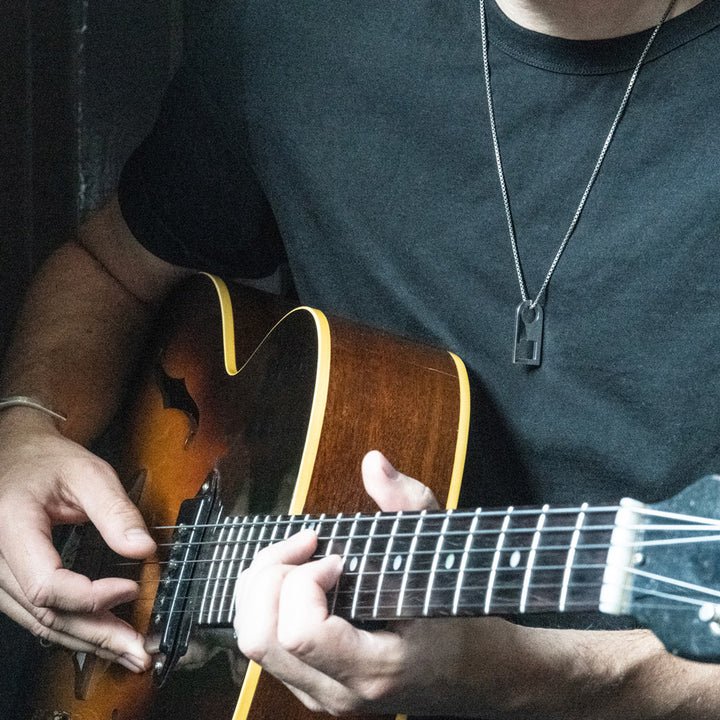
[189,505,618,628]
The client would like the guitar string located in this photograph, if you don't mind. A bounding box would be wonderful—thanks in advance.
[130,555,720,612]
[151,504,622,531]
[149,501,720,526]
[134,554,720,594]
[135,516,720,613]
[113,528,720,584]
[140,578,719,621]
[112,524,720,598]
[136,531,720,621]
[143,508,720,545]
[122,521,720,577]
[146,503,720,535]
[126,525,720,572]
[149,522,720,549]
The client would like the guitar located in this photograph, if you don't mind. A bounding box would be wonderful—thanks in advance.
[25,273,720,720]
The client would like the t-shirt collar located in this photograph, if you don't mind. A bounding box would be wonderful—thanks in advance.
[484,0,720,74]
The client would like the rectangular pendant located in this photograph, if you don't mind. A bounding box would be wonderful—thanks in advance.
[513,300,543,366]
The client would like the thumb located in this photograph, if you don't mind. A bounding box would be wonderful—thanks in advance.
[80,460,156,559]
[361,450,440,512]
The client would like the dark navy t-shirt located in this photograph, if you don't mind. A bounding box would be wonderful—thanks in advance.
[119,0,720,515]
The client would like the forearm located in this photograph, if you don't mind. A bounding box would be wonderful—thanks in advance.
[1,197,187,444]
[1,241,150,444]
[446,621,720,720]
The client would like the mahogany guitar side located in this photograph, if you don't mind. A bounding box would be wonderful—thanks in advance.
[24,273,470,720]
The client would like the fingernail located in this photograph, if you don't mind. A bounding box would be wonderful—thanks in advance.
[379,453,396,479]
[125,527,152,544]
[118,652,149,673]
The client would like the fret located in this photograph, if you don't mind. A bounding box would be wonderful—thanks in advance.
[224,516,248,624]
[402,511,452,616]
[326,514,344,613]
[561,509,617,612]
[310,512,327,542]
[559,504,587,612]
[373,512,402,618]
[367,512,420,620]
[209,515,230,624]
[286,514,307,540]
[237,514,260,575]
[343,513,362,564]
[252,516,271,558]
[213,516,239,625]
[485,507,513,614]
[423,511,452,616]
[267,516,282,545]
[322,513,342,556]
[198,508,225,624]
[452,508,482,615]
[301,512,313,532]
[396,510,427,617]
[351,512,381,619]
[426,509,484,616]
[330,513,363,616]
[520,506,548,613]
[449,507,508,616]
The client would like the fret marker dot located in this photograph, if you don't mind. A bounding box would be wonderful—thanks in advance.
[349,557,358,572]
[393,555,402,571]
[445,554,455,570]
[509,550,521,568]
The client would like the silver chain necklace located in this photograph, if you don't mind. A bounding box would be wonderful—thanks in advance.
[479,0,678,366]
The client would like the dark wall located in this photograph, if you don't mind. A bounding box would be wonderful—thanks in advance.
[0,0,182,712]
[0,0,183,362]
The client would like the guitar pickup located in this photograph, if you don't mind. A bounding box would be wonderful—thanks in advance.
[147,471,220,686]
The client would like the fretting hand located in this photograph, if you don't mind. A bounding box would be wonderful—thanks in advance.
[232,451,538,717]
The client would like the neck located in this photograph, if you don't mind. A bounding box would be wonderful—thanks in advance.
[492,0,702,39]
[187,505,625,629]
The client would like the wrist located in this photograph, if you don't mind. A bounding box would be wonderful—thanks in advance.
[0,398,65,436]
[0,395,66,422]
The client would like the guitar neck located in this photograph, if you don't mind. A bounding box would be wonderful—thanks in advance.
[192,504,624,628]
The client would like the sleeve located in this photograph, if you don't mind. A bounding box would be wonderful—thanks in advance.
[117,46,285,279]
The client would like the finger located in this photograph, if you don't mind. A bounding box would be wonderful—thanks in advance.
[0,559,148,671]
[361,450,440,512]
[276,557,404,703]
[0,502,141,614]
[234,531,318,662]
[276,555,344,651]
[250,528,319,571]
[235,550,365,714]
[71,458,156,560]
[282,683,327,714]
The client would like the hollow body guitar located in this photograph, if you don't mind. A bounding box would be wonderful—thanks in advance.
[27,273,469,720]
[26,273,720,719]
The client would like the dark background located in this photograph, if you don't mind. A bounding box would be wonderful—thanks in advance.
[0,0,182,713]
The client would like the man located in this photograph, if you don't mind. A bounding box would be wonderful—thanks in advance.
[2,0,720,716]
